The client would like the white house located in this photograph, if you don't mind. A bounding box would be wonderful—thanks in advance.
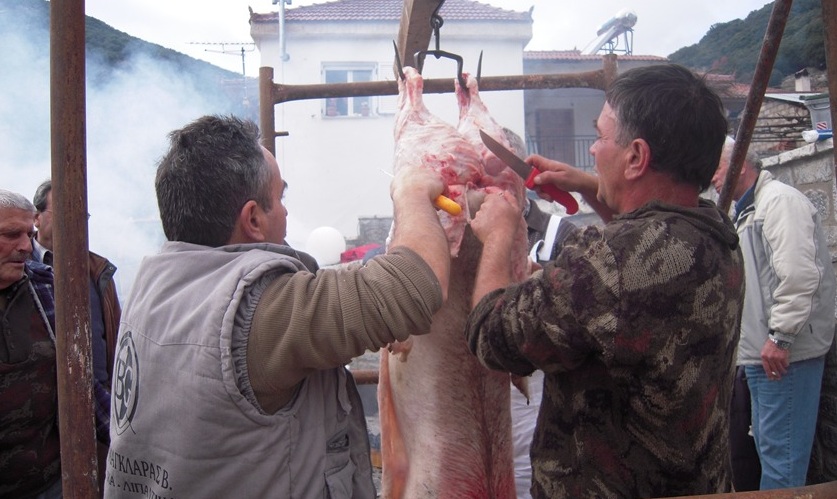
[250,0,532,257]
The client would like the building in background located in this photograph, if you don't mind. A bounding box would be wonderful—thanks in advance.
[250,0,532,251]
[521,50,666,172]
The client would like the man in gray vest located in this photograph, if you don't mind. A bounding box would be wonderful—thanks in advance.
[105,115,450,498]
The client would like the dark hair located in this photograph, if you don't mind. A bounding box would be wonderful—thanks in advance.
[33,179,52,212]
[606,64,728,192]
[155,115,273,246]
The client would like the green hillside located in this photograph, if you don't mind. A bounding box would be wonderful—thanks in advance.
[668,0,826,86]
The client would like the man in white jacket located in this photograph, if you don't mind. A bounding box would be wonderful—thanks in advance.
[712,137,836,489]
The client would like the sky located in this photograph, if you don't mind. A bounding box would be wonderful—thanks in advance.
[84,0,774,78]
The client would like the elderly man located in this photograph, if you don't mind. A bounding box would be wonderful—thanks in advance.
[0,189,62,498]
[466,64,744,498]
[712,137,836,489]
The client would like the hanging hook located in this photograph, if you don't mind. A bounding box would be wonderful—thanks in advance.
[430,2,444,52]
[393,40,406,81]
[476,50,483,85]
[413,0,467,88]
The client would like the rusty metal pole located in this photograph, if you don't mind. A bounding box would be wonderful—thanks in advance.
[823,0,837,174]
[265,70,609,106]
[602,53,618,88]
[717,0,793,213]
[260,66,277,156]
[50,0,99,496]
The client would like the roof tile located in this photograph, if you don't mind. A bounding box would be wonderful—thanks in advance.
[252,0,531,23]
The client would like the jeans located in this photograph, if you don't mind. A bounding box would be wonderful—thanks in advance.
[746,355,826,489]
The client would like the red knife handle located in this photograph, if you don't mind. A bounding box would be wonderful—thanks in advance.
[524,168,579,214]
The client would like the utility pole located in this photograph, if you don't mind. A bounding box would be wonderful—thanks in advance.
[188,42,256,107]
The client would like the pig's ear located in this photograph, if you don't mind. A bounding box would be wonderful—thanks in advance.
[230,199,267,244]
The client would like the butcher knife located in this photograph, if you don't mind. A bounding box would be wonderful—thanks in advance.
[479,130,579,215]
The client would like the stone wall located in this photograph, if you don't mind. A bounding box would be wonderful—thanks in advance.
[750,99,812,157]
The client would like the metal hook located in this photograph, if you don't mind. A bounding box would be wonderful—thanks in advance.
[413,0,467,88]
[393,40,405,81]
[476,50,483,84]
[430,1,444,52]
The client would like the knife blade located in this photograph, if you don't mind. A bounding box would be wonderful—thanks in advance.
[479,129,579,215]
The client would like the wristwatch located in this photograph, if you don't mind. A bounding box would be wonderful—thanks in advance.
[768,332,792,350]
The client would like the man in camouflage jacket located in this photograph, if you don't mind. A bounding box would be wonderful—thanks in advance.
[466,64,745,498]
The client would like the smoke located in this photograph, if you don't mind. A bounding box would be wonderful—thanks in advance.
[1,2,249,297]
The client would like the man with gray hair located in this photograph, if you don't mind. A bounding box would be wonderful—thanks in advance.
[0,189,62,498]
[712,137,836,489]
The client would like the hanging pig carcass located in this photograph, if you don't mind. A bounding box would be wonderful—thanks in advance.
[378,66,529,499]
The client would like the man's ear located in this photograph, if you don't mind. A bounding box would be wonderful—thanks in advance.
[624,138,651,181]
[235,200,266,243]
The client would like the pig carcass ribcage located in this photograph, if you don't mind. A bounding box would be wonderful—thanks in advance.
[378,66,528,499]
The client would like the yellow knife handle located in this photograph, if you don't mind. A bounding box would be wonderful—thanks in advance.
[434,195,462,216]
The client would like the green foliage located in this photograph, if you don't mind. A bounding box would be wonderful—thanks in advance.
[668,0,825,86]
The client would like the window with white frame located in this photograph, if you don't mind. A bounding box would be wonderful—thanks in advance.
[323,63,375,117]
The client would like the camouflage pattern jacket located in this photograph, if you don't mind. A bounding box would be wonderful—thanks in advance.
[466,200,745,498]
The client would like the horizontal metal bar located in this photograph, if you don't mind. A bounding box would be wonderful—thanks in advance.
[269,69,609,105]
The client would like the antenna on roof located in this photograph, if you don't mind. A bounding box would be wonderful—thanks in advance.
[581,9,637,56]
[187,42,256,106]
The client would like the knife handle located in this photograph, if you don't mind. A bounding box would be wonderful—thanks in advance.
[524,169,579,215]
[434,195,462,216]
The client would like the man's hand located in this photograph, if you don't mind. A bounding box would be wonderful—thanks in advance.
[470,191,520,245]
[527,154,616,221]
[528,155,597,199]
[761,339,790,380]
[391,167,445,207]
[469,191,520,309]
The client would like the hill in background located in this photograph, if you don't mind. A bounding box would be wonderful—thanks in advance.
[3,0,255,117]
[1,0,259,296]
[668,0,827,88]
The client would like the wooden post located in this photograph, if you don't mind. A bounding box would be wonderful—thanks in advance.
[822,0,837,173]
[260,66,277,156]
[718,0,793,213]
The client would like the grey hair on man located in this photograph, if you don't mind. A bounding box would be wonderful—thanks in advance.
[0,188,36,212]
[722,136,762,171]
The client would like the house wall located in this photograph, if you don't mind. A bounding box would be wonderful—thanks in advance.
[253,18,530,251]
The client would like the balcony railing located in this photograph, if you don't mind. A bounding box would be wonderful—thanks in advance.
[528,136,597,172]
